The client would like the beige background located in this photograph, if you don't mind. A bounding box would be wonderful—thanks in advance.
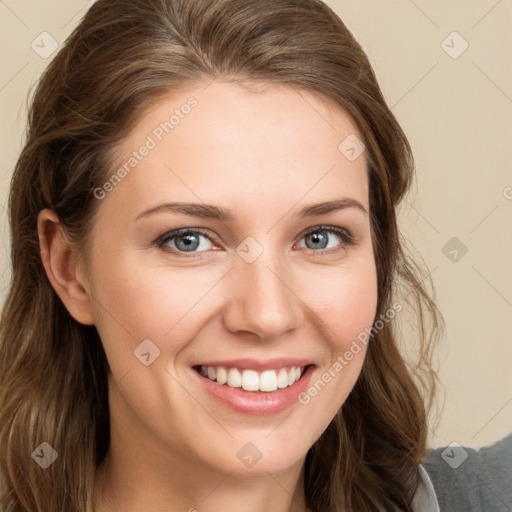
[1,0,511,449]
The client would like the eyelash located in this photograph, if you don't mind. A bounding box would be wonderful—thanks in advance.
[155,225,355,257]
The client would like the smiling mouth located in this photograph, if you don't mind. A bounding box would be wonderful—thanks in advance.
[192,364,314,393]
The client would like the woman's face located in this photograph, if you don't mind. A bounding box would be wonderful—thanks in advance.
[79,80,378,477]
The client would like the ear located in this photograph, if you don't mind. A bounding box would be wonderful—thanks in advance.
[37,209,95,325]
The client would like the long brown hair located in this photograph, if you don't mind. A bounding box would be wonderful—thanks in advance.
[0,0,444,510]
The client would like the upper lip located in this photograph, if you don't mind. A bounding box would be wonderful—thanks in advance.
[193,358,314,372]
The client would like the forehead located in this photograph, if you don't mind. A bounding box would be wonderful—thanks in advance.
[104,80,369,217]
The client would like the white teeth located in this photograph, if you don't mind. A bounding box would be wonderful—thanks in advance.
[198,365,305,392]
[227,368,242,388]
[260,370,278,392]
[277,368,289,389]
[241,370,259,391]
[216,366,228,384]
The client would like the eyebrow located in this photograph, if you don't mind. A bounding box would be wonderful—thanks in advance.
[135,198,368,222]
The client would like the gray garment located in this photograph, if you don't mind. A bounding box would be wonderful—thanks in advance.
[424,433,512,512]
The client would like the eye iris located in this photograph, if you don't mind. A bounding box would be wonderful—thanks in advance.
[176,233,200,252]
[306,230,329,250]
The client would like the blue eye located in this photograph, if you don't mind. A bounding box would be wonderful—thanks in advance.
[156,225,355,256]
[158,228,214,253]
[298,226,354,252]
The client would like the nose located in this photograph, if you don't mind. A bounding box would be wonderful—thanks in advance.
[222,248,304,341]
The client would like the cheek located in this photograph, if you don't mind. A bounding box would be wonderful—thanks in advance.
[293,260,378,437]
[87,250,224,365]
[297,257,376,376]
[298,258,379,348]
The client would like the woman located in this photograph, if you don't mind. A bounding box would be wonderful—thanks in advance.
[0,0,446,510]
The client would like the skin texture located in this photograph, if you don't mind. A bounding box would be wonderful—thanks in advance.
[38,80,378,512]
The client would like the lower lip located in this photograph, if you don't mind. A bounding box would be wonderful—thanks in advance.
[191,365,315,415]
